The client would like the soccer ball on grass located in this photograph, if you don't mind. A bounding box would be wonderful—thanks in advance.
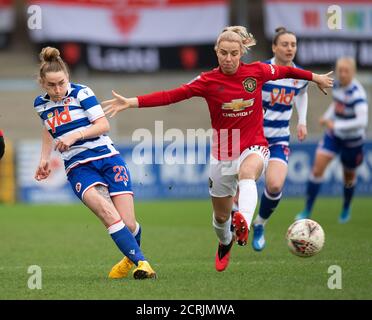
[286,219,325,257]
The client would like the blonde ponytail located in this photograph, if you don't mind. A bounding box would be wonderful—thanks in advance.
[215,26,256,54]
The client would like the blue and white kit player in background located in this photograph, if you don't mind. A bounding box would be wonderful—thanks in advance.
[296,57,368,223]
[34,47,156,279]
[251,27,310,251]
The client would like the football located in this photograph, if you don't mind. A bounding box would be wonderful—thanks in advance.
[286,219,325,257]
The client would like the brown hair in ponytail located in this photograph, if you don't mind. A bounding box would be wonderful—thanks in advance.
[272,27,296,45]
[39,47,69,81]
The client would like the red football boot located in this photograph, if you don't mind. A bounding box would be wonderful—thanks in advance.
[215,240,234,272]
[232,211,249,246]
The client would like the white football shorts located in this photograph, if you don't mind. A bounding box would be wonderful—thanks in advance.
[209,145,270,197]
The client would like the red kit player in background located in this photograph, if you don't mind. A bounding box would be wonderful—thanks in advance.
[0,130,5,160]
[102,26,333,272]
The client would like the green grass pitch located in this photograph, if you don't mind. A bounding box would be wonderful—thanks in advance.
[0,198,371,300]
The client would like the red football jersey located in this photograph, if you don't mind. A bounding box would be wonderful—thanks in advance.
[138,62,312,160]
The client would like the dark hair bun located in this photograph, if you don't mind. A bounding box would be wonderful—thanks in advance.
[275,27,287,33]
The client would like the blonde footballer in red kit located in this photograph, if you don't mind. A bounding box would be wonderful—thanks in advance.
[102,26,333,272]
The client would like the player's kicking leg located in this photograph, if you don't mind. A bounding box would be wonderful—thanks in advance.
[108,222,141,278]
[82,185,156,280]
[236,147,269,246]
[109,194,142,278]
[230,190,249,246]
[89,156,156,279]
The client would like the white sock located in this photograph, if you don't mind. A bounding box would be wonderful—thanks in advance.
[107,220,125,234]
[232,199,239,212]
[238,179,258,230]
[132,222,140,237]
[212,214,233,246]
[253,215,266,226]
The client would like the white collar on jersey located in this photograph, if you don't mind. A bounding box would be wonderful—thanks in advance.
[270,57,296,68]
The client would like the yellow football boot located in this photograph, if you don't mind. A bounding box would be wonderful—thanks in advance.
[108,257,134,279]
[133,261,157,280]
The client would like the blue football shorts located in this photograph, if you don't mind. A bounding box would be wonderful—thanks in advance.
[67,154,133,201]
[269,143,290,165]
[318,131,364,170]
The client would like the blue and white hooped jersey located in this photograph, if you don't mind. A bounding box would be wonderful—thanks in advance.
[34,82,119,172]
[262,58,308,146]
[328,79,368,141]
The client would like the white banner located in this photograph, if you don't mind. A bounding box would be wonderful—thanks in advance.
[29,0,228,46]
[264,0,372,39]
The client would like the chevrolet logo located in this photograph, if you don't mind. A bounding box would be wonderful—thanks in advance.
[222,98,254,111]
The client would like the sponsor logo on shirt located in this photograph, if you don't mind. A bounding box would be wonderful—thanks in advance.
[46,106,72,133]
[270,88,295,106]
[63,97,72,105]
[222,98,255,112]
[242,77,257,93]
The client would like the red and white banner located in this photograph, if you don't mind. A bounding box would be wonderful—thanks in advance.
[28,0,228,46]
[0,0,14,33]
[264,0,372,39]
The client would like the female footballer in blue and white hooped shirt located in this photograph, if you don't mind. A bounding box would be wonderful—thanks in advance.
[251,27,311,251]
[34,47,156,279]
[297,57,368,223]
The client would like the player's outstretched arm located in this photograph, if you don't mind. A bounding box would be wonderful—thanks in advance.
[103,84,194,117]
[35,127,53,181]
[269,65,334,95]
[102,90,139,118]
[312,71,334,95]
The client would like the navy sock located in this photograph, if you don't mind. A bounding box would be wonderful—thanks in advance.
[133,223,142,247]
[305,178,322,213]
[258,189,282,220]
[109,221,145,265]
[343,184,355,210]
